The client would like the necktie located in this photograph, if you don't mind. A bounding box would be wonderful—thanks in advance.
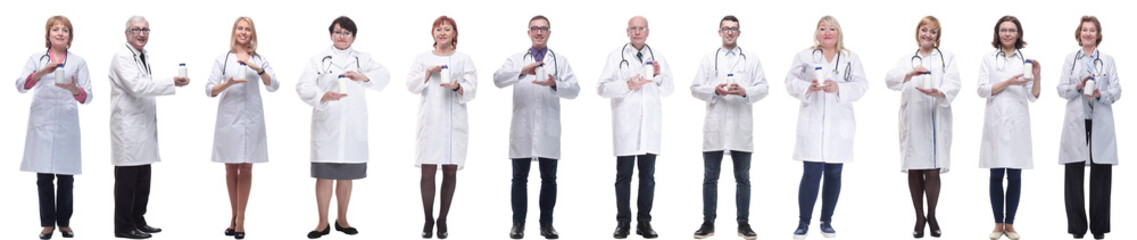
[139,52,150,74]
[636,52,643,63]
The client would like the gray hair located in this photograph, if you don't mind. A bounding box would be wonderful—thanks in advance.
[125,16,148,31]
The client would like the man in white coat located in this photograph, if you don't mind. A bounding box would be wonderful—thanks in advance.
[597,16,673,239]
[690,15,767,240]
[108,16,189,239]
[493,15,580,240]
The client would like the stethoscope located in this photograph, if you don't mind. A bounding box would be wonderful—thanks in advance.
[1071,49,1104,76]
[811,48,851,82]
[910,48,945,72]
[523,48,558,79]
[995,49,1025,71]
[38,49,69,68]
[715,47,746,76]
[221,52,263,76]
[618,43,655,70]
[123,43,151,75]
[320,55,361,74]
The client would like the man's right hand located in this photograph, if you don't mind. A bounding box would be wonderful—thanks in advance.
[321,91,347,102]
[174,76,190,87]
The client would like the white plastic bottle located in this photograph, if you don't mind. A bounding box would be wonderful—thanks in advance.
[644,62,655,81]
[534,63,546,82]
[440,66,451,84]
[235,62,248,82]
[338,75,349,94]
[814,67,826,87]
[54,64,66,84]
[922,72,933,89]
[1084,77,1097,95]
[1023,60,1034,79]
[178,63,188,78]
[726,73,736,85]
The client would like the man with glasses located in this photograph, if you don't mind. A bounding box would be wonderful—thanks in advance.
[492,15,580,240]
[597,15,673,239]
[108,15,190,239]
[690,15,767,240]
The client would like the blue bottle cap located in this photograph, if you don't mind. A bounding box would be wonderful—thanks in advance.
[57,64,64,67]
[924,72,931,75]
[338,75,346,78]
[1025,60,1032,64]
[179,63,186,66]
[727,73,734,77]
[240,62,247,66]
[646,62,654,65]
[1088,77,1095,81]
[441,66,449,69]
[815,67,823,70]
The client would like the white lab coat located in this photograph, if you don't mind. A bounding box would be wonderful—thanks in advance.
[690,47,768,152]
[407,51,477,169]
[296,46,390,163]
[492,48,580,160]
[109,44,178,166]
[785,49,869,163]
[16,51,92,175]
[597,43,674,157]
[1057,49,1120,165]
[885,50,961,172]
[977,50,1037,169]
[206,52,280,163]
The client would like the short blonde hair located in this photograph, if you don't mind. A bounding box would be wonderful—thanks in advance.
[812,15,846,52]
[915,16,941,48]
[230,17,258,54]
[44,16,74,49]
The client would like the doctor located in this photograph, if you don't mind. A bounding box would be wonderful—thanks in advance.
[1057,16,1118,240]
[296,16,390,239]
[598,15,673,240]
[690,15,767,240]
[109,15,190,240]
[407,15,477,239]
[785,15,868,240]
[16,15,92,240]
[978,15,1040,240]
[883,16,960,239]
[492,15,579,240]
[205,16,279,240]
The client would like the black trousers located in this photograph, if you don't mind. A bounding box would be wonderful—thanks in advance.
[1065,119,1112,236]
[114,165,152,233]
[511,158,558,224]
[615,154,656,222]
[37,173,74,227]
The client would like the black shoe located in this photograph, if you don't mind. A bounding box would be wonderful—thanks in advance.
[1094,233,1105,239]
[738,221,757,240]
[60,229,73,238]
[307,224,330,239]
[539,223,559,239]
[136,225,161,234]
[234,231,246,239]
[115,229,152,239]
[914,217,926,239]
[1074,233,1086,239]
[613,221,630,239]
[40,231,53,240]
[422,220,434,239]
[636,221,658,239]
[334,220,359,235]
[437,220,448,239]
[225,216,236,236]
[693,220,714,239]
[928,216,941,238]
[510,222,524,239]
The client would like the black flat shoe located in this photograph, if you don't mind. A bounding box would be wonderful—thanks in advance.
[307,224,330,239]
[636,221,658,239]
[539,223,559,239]
[136,225,162,234]
[510,222,524,239]
[437,221,449,239]
[234,232,246,239]
[613,221,630,239]
[422,220,434,239]
[335,220,359,235]
[115,229,151,239]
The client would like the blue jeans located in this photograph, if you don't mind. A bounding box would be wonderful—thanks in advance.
[615,154,656,222]
[702,151,752,222]
[990,168,1022,224]
[511,158,558,224]
[798,162,842,225]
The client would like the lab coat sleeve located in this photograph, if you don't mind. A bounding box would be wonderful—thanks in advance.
[744,58,769,104]
[74,60,93,104]
[295,59,327,109]
[359,56,390,92]
[884,57,909,91]
[455,56,477,103]
[785,53,813,102]
[492,55,522,88]
[598,51,632,98]
[977,56,994,98]
[553,55,580,99]
[1056,55,1081,100]
[835,54,868,104]
[16,55,38,93]
[690,55,719,103]
[936,54,962,108]
[1099,56,1121,104]
[654,54,675,97]
[407,55,429,94]
[261,57,281,92]
[206,56,225,97]
[110,53,175,98]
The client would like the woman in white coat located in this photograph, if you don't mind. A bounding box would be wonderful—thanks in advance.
[884,16,960,239]
[296,16,390,239]
[785,15,868,240]
[407,15,476,239]
[16,16,91,239]
[1057,16,1119,240]
[205,17,278,239]
[978,16,1041,240]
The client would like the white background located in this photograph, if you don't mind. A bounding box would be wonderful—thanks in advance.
[1,0,1132,239]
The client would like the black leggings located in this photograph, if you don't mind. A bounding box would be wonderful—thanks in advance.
[38,173,74,227]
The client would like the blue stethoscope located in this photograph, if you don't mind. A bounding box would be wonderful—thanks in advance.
[618,43,654,70]
[811,48,851,82]
[715,47,746,76]
[523,48,558,79]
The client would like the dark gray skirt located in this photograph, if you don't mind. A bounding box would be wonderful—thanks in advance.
[311,162,367,180]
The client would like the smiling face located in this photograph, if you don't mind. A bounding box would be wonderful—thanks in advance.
[49,22,71,50]
[528,18,550,48]
[330,23,354,50]
[626,16,649,47]
[998,21,1019,49]
[918,25,938,49]
[1078,21,1098,48]
[125,20,149,51]
[234,20,253,47]
[433,23,455,48]
[719,20,739,48]
[816,21,838,49]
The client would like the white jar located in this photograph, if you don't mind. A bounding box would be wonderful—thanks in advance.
[726,73,736,84]
[178,63,188,78]
[534,63,546,82]
[235,63,248,82]
[922,72,933,89]
[338,75,349,94]
[440,66,451,84]
[1084,77,1097,95]
[644,62,655,80]
[54,64,67,84]
[1022,60,1034,79]
[814,66,827,87]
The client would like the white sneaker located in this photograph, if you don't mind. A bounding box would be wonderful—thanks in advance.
[989,231,1005,240]
[793,233,807,240]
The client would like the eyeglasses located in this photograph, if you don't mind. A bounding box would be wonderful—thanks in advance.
[719,27,739,33]
[529,26,550,32]
[333,30,353,37]
[627,26,648,32]
[127,28,150,34]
